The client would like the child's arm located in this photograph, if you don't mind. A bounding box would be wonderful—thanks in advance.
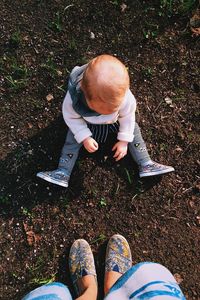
[83,137,98,152]
[112,141,128,161]
[112,89,136,161]
[62,92,98,152]
[117,89,136,142]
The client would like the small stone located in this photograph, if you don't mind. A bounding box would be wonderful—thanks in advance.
[165,96,172,105]
[121,3,127,12]
[27,122,33,129]
[175,146,183,152]
[174,273,184,284]
[46,94,54,102]
[196,216,200,225]
[27,149,33,155]
[57,70,62,76]
[90,32,95,39]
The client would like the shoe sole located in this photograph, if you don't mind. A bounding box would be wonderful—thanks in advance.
[140,167,175,178]
[36,172,68,188]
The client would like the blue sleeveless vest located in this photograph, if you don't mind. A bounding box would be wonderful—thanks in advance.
[67,64,100,117]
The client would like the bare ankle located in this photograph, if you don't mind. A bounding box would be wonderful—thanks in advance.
[104,271,122,295]
[76,275,97,300]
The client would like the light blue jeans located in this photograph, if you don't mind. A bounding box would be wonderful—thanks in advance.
[22,262,185,300]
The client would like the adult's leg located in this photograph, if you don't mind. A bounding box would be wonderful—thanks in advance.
[76,276,97,300]
[22,282,73,300]
[69,239,97,300]
[104,234,132,295]
[105,262,185,300]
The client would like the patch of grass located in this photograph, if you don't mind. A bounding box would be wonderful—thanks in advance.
[99,197,107,207]
[114,182,120,195]
[110,0,119,5]
[10,30,21,47]
[78,56,89,65]
[0,195,10,205]
[142,67,153,79]
[57,85,67,93]
[187,132,200,142]
[160,0,173,13]
[160,0,198,15]
[5,75,27,90]
[181,0,198,13]
[0,55,11,74]
[60,197,69,208]
[30,273,56,285]
[124,168,133,184]
[133,231,142,238]
[41,57,58,77]
[11,62,28,78]
[28,255,48,277]
[90,234,106,244]
[12,272,19,279]
[5,61,29,90]
[143,21,159,39]
[50,11,62,32]
[173,88,186,102]
[90,188,97,197]
[21,207,34,218]
[68,37,77,51]
[143,28,158,39]
[0,58,5,72]
[146,129,153,139]
[31,98,44,109]
[159,143,168,151]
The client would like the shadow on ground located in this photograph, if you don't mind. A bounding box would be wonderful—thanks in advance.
[0,117,161,217]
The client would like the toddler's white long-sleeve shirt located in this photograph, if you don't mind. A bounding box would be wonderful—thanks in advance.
[62,89,136,144]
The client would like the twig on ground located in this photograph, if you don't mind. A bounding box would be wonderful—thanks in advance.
[177,141,194,158]
[64,4,74,12]
[153,99,163,115]
[131,194,138,201]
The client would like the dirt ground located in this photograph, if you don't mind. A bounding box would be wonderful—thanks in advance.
[0,0,199,299]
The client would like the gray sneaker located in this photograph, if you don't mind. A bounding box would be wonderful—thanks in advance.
[37,168,69,187]
[139,162,175,178]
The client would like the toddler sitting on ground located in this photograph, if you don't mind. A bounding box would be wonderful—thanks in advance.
[37,54,174,187]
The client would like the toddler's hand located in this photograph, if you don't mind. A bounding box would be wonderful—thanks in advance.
[112,141,128,161]
[83,137,99,153]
